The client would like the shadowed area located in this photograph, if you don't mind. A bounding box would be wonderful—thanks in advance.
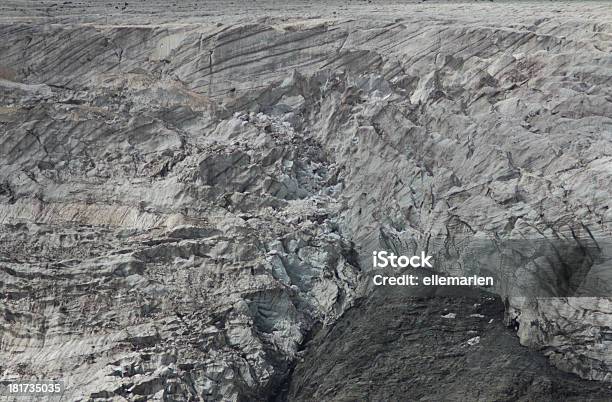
[285,286,612,401]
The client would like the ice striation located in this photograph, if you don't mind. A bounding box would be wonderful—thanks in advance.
[0,1,612,400]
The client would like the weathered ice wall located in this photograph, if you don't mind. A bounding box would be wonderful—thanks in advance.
[1,1,611,400]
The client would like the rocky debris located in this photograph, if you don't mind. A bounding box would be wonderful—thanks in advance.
[0,1,612,400]
[466,336,480,346]
[285,286,612,402]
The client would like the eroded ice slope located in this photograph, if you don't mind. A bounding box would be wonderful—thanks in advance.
[1,1,612,400]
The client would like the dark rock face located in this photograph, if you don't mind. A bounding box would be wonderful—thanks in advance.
[286,286,612,402]
[0,1,612,400]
